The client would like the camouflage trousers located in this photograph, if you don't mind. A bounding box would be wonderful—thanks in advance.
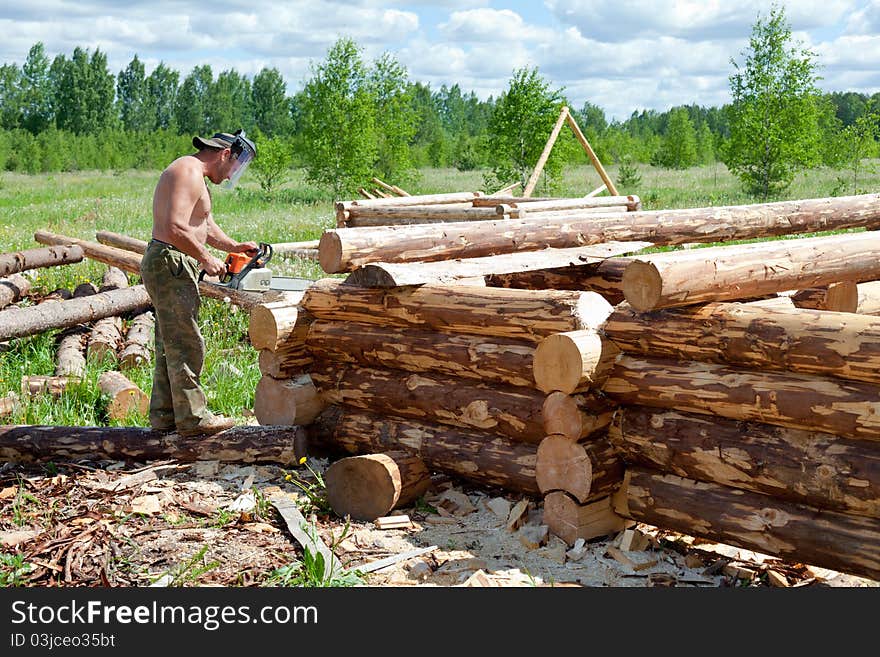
[140,239,210,431]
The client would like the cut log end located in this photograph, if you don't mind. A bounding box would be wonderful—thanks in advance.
[248,305,280,351]
[326,453,405,521]
[536,434,593,501]
[621,261,663,312]
[533,331,605,394]
[318,232,344,274]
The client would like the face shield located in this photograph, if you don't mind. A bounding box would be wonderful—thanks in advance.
[221,130,257,190]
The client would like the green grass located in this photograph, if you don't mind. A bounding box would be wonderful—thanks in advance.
[1,161,879,427]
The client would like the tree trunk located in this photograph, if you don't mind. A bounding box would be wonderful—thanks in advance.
[301,278,614,344]
[55,329,87,378]
[98,371,149,420]
[343,241,649,288]
[0,244,83,277]
[95,230,147,254]
[337,191,482,212]
[34,230,263,310]
[309,362,546,443]
[253,374,326,426]
[304,319,537,388]
[0,285,152,342]
[21,375,75,397]
[616,468,880,582]
[248,292,310,351]
[603,302,880,385]
[536,433,624,503]
[532,330,620,394]
[486,258,627,304]
[258,347,312,379]
[319,193,880,273]
[0,273,32,309]
[610,406,880,518]
[499,195,641,216]
[620,230,880,311]
[119,311,154,370]
[544,492,631,545]
[0,424,308,465]
[345,205,500,227]
[87,316,123,363]
[325,451,431,521]
[542,391,615,441]
[309,406,539,494]
[602,355,880,441]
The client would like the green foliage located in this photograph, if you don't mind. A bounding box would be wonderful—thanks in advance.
[264,546,365,587]
[252,67,293,137]
[835,101,880,194]
[653,107,697,169]
[616,154,642,189]
[54,47,117,135]
[723,4,824,198]
[370,52,418,185]
[484,66,571,193]
[0,553,34,586]
[117,55,152,132]
[174,64,212,136]
[250,131,294,192]
[284,460,332,515]
[298,37,377,199]
[154,544,221,586]
[21,43,53,134]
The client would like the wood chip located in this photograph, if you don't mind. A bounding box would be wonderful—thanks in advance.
[129,495,162,515]
[0,486,17,500]
[506,499,530,531]
[606,545,637,568]
[374,515,413,530]
[766,570,790,587]
[0,529,40,547]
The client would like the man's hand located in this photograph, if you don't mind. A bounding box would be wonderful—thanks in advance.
[200,253,227,277]
[232,241,259,254]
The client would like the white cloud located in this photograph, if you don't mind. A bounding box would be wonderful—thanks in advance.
[439,8,555,43]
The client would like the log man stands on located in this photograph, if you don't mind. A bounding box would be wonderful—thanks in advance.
[141,130,258,436]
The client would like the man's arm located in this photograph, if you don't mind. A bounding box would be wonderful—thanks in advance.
[205,214,257,254]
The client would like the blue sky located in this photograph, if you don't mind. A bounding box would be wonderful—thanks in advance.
[2,1,879,121]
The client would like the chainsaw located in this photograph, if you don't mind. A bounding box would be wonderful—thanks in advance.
[199,242,313,292]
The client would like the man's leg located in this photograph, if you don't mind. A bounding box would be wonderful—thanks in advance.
[148,319,176,430]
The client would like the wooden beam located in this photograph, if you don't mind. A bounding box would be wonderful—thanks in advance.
[565,111,619,196]
[524,106,570,198]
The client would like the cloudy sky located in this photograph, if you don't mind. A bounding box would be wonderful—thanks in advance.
[2,1,879,121]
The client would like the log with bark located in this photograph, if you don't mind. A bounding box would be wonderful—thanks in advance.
[300,278,614,343]
[318,193,880,273]
[344,204,500,227]
[98,371,149,420]
[497,195,642,216]
[304,319,537,388]
[337,191,482,213]
[610,406,880,518]
[309,406,539,494]
[325,451,431,521]
[0,392,19,418]
[34,230,263,309]
[0,424,308,465]
[542,391,615,441]
[485,258,628,304]
[603,301,880,385]
[55,328,88,378]
[544,492,632,545]
[21,375,76,397]
[619,230,880,311]
[343,241,651,288]
[248,292,310,351]
[532,330,621,393]
[87,315,123,363]
[309,363,546,443]
[0,244,83,277]
[536,433,624,503]
[602,355,880,441]
[789,281,858,312]
[258,347,312,379]
[119,311,154,370]
[0,285,152,342]
[253,374,326,426]
[95,230,148,254]
[615,468,880,582]
[0,273,32,310]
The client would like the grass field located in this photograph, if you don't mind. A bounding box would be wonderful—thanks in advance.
[1,160,879,428]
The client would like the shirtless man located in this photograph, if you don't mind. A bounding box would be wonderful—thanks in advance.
[140,130,258,436]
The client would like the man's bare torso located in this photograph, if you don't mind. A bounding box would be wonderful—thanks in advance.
[151,155,211,248]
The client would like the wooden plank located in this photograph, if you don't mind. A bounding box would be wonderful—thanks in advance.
[270,494,343,578]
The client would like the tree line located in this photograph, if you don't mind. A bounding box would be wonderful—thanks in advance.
[0,5,877,199]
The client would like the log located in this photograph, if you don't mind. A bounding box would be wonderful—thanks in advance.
[0,244,83,277]
[615,468,880,582]
[371,177,410,197]
[87,315,123,362]
[309,363,546,443]
[253,374,325,426]
[98,370,149,420]
[532,330,620,393]
[565,110,619,196]
[602,355,880,441]
[620,231,880,311]
[536,433,624,503]
[789,282,858,312]
[309,406,539,494]
[119,311,154,370]
[272,240,320,260]
[344,241,652,288]
[325,451,431,521]
[95,230,147,254]
[346,204,499,220]
[609,406,880,518]
[304,320,537,388]
[300,278,614,344]
[472,195,556,207]
[34,230,263,310]
[857,281,880,315]
[486,258,628,304]
[248,292,310,351]
[499,195,641,216]
[0,285,152,342]
[258,347,312,379]
[318,193,880,273]
[603,302,880,385]
[0,273,32,309]
[40,288,73,303]
[55,328,87,377]
[0,424,308,465]
[73,282,99,297]
[100,266,130,291]
[337,191,482,212]
[544,492,631,545]
[542,391,615,441]
[506,205,632,220]
[523,105,570,197]
[21,375,75,397]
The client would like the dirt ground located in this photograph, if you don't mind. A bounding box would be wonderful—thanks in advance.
[1,453,875,589]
